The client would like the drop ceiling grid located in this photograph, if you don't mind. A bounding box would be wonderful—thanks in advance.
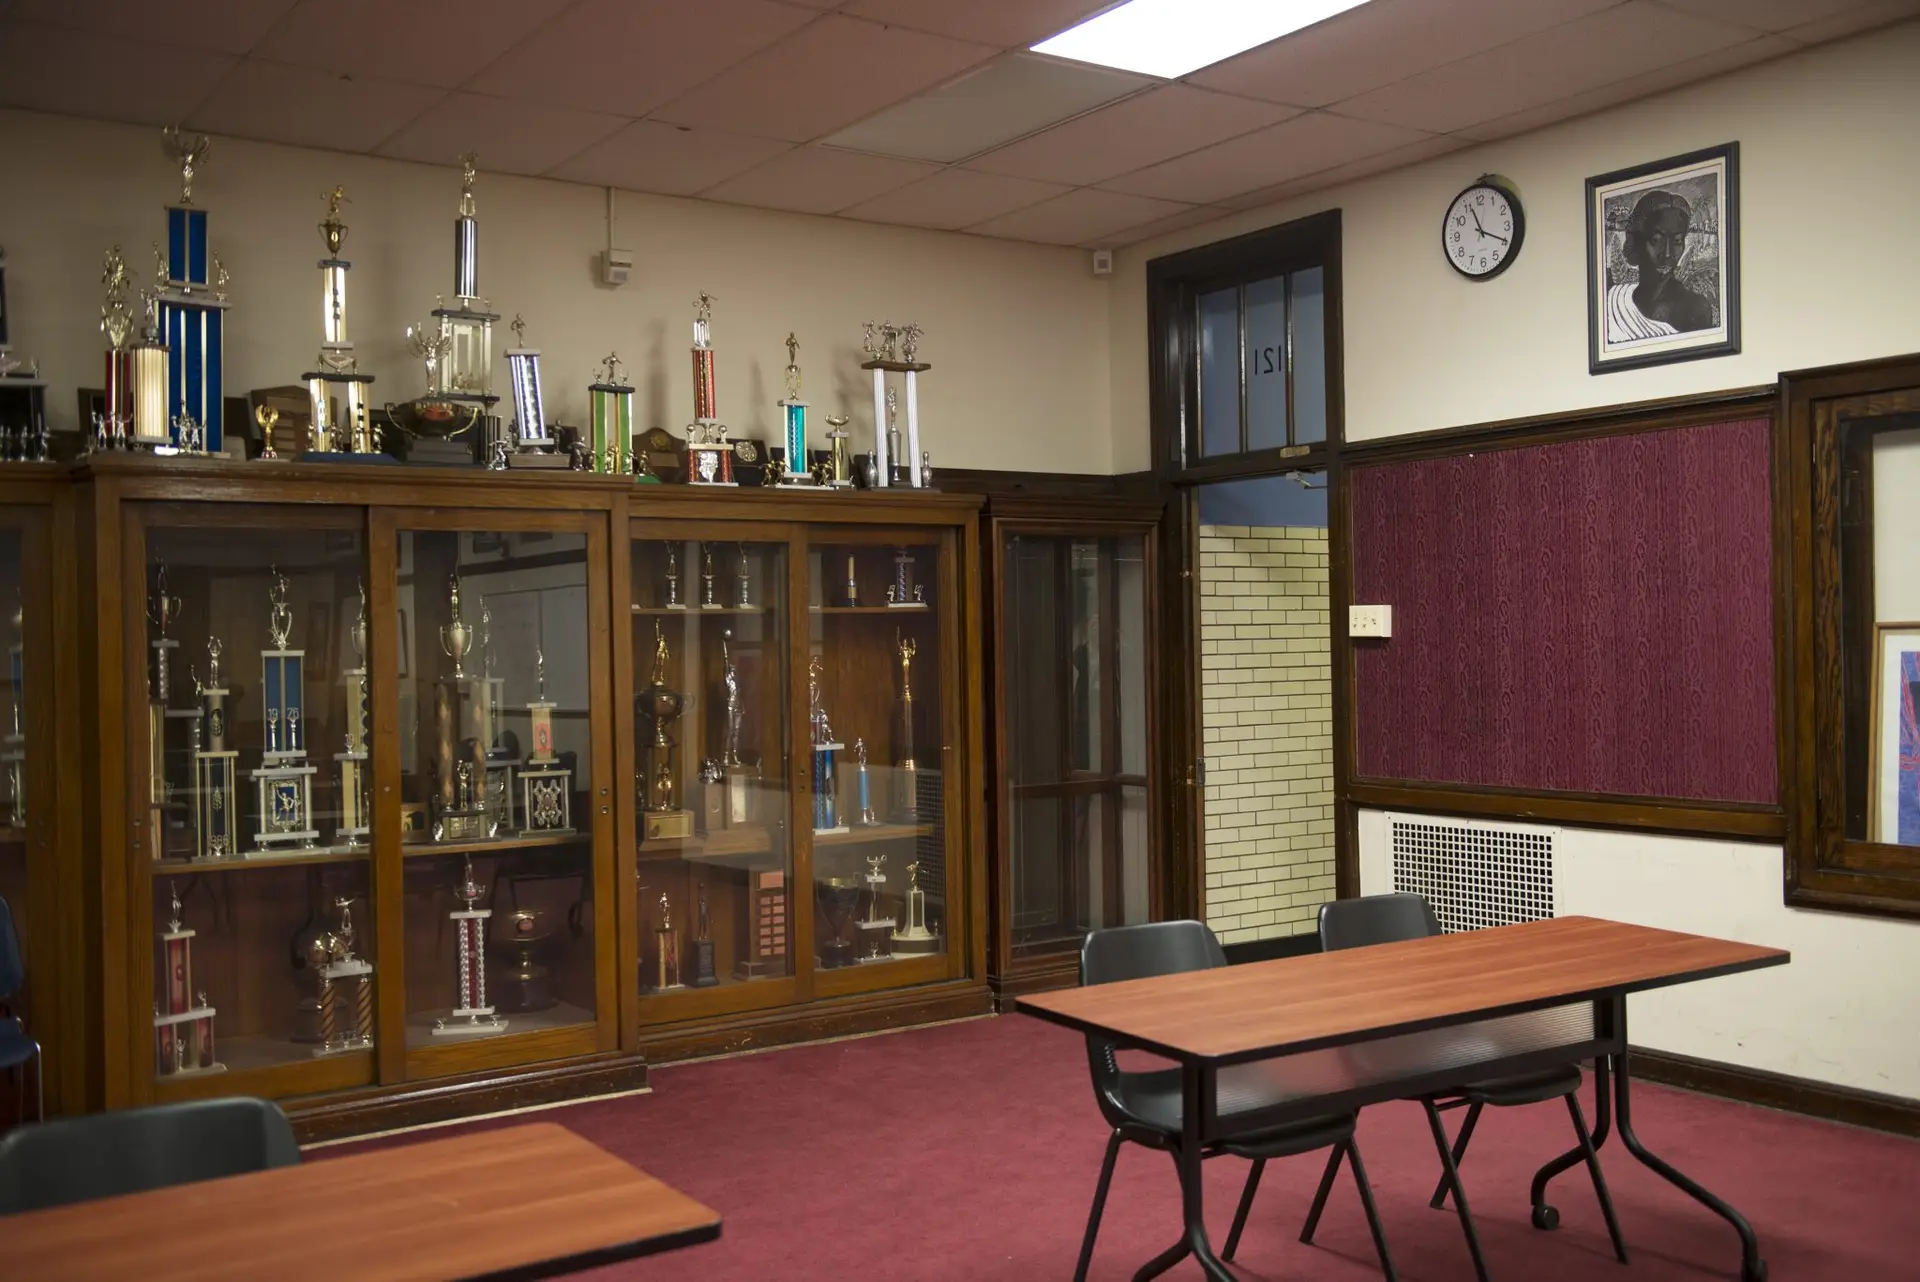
[0,0,1911,246]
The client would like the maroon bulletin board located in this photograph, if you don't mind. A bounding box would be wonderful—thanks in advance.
[1349,417,1776,804]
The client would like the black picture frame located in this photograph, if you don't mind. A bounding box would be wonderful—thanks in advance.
[1585,142,1740,375]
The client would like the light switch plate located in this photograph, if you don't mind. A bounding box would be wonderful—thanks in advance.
[1349,604,1392,638]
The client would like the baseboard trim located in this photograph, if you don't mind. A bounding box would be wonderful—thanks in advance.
[1222,934,1320,965]
[1631,1045,1920,1137]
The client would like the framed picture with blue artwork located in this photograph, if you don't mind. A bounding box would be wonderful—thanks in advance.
[1870,623,1920,845]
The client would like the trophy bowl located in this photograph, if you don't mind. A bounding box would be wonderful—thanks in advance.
[816,877,863,970]
[386,397,482,439]
[637,684,685,732]
[494,907,556,1013]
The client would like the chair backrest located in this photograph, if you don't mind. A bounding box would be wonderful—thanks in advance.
[1079,921,1226,1126]
[1318,892,1441,952]
[0,896,22,1002]
[0,1096,301,1215]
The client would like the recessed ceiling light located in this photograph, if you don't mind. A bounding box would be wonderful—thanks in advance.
[1032,0,1375,79]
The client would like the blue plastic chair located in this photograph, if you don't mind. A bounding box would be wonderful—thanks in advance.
[0,896,39,1127]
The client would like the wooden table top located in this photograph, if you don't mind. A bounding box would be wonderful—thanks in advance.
[1018,916,1788,1064]
[5,1121,721,1282]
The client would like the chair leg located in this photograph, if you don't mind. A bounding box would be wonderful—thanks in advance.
[1073,1129,1124,1282]
[1298,1143,1345,1244]
[1566,1090,1629,1265]
[1345,1139,1400,1282]
[1428,1100,1483,1209]
[1424,1099,1491,1282]
[1223,1157,1267,1261]
[33,1041,44,1123]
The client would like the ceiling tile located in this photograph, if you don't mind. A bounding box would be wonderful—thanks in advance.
[186,59,445,152]
[651,14,998,143]
[967,188,1193,245]
[968,84,1297,186]
[1187,0,1617,108]
[1333,2,1754,134]
[822,54,1148,163]
[1099,111,1431,204]
[546,121,794,195]
[1455,36,1795,142]
[472,0,815,118]
[1779,0,1920,42]
[5,0,297,54]
[251,0,573,90]
[1212,133,1470,210]
[1656,0,1886,32]
[700,146,939,214]
[839,0,1109,47]
[377,92,627,176]
[840,168,1070,230]
[0,19,238,124]
[1091,203,1238,249]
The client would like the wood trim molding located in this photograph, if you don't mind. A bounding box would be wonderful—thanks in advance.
[1630,1045,1920,1138]
[1347,782,1785,841]
[288,1053,650,1144]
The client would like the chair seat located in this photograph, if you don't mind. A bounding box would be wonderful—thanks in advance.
[1452,1062,1583,1107]
[1113,1066,1357,1157]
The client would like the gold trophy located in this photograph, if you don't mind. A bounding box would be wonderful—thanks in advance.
[891,631,919,823]
[495,907,556,1013]
[648,891,685,992]
[638,621,692,840]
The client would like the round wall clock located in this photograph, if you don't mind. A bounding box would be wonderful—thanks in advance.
[1443,175,1525,280]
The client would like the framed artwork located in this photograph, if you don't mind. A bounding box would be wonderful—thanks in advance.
[1585,142,1739,374]
[1870,622,1920,845]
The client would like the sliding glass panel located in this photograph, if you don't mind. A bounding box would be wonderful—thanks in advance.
[1198,287,1241,458]
[1245,275,1289,452]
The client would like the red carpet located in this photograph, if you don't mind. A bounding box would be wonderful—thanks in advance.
[331,1015,1920,1280]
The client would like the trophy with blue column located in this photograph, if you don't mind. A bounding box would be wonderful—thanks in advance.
[155,127,229,453]
[775,332,814,487]
[503,315,565,467]
[250,569,319,853]
[809,655,846,834]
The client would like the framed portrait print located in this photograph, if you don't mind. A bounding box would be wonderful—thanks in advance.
[1585,142,1739,374]
[1870,622,1920,846]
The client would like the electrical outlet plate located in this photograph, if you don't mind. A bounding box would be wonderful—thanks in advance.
[1349,604,1392,638]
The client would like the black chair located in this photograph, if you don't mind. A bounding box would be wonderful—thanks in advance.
[0,896,39,1126]
[0,1096,301,1214]
[1072,920,1396,1282]
[1319,894,1626,1282]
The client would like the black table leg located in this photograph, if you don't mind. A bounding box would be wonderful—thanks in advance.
[1614,1044,1767,1282]
[1529,1054,1612,1222]
[1137,1062,1236,1282]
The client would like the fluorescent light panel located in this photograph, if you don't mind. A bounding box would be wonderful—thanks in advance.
[1033,0,1375,79]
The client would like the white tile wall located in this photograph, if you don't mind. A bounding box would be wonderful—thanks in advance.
[1198,524,1335,943]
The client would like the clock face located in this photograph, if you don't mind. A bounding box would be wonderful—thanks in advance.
[1444,182,1524,280]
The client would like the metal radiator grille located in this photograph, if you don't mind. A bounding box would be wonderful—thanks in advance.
[1390,817,1553,933]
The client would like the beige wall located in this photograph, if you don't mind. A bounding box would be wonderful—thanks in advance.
[0,108,1116,474]
[1110,21,1920,463]
[1199,524,1334,944]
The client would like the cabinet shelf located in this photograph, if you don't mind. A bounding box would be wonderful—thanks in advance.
[403,999,594,1050]
[640,823,779,863]
[816,822,931,847]
[810,605,931,615]
[152,847,372,875]
[632,605,771,616]
[401,831,586,858]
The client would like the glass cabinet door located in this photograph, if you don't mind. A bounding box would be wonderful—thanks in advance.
[0,523,30,1119]
[632,534,792,1009]
[807,535,951,983]
[395,528,599,1057]
[1004,532,1152,961]
[136,513,377,1091]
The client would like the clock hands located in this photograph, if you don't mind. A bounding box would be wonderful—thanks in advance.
[1467,205,1509,246]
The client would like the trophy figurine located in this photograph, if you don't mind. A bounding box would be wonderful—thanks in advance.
[853,738,879,827]
[891,631,920,824]
[155,126,231,452]
[337,581,372,847]
[888,546,927,608]
[684,293,734,485]
[690,884,719,987]
[774,332,814,487]
[638,622,692,840]
[154,883,224,1075]
[809,654,846,834]
[193,637,241,860]
[312,896,375,1055]
[434,857,508,1036]
[891,859,940,954]
[520,649,572,833]
[250,569,320,854]
[720,629,757,827]
[648,891,685,992]
[300,185,380,457]
[495,907,557,1013]
[858,852,894,963]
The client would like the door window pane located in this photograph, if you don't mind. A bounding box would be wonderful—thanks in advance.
[1198,288,1241,457]
[1245,275,1289,451]
[1292,266,1328,446]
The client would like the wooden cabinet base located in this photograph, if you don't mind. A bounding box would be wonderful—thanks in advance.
[988,955,1079,1012]
[287,1052,650,1145]
[639,979,992,1065]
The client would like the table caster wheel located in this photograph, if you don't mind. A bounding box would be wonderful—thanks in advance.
[1530,1204,1560,1231]
[1743,1260,1767,1282]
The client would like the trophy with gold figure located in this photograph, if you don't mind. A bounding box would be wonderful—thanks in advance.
[588,352,634,476]
[300,185,380,457]
[250,569,320,854]
[684,293,735,485]
[720,629,757,827]
[193,637,240,860]
[337,581,372,847]
[891,631,920,824]
[431,577,492,841]
[638,622,692,840]
[390,153,496,462]
[809,654,846,835]
[891,859,940,955]
[647,890,685,993]
[310,896,375,1056]
[155,126,231,452]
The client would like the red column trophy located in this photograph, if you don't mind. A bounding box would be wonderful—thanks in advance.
[520,649,572,833]
[434,856,507,1036]
[684,292,734,486]
[154,883,223,1076]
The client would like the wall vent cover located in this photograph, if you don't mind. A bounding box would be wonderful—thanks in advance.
[1389,817,1553,933]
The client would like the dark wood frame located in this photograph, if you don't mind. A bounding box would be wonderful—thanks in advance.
[1335,387,1789,888]
[1781,353,1920,917]
[983,495,1166,1004]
